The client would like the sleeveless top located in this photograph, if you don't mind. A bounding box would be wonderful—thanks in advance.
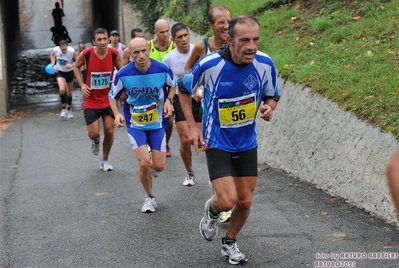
[108,43,124,57]
[203,37,212,55]
[83,47,118,109]
[149,39,174,61]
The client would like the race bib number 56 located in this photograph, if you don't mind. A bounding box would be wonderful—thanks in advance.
[218,94,256,128]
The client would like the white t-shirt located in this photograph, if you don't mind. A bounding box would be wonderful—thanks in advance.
[108,43,124,57]
[163,44,194,80]
[53,46,75,72]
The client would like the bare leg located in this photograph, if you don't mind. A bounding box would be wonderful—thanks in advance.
[101,115,114,160]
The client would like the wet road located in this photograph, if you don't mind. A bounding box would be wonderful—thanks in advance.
[11,0,92,107]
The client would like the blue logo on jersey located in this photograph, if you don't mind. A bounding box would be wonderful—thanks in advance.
[243,74,257,90]
[129,86,160,96]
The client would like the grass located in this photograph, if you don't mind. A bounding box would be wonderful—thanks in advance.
[211,0,399,140]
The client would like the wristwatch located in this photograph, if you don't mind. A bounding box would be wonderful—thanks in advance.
[167,97,174,105]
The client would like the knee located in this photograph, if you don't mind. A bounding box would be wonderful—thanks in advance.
[88,132,100,141]
[180,138,191,148]
[236,198,252,210]
[152,162,165,172]
[103,127,114,137]
[139,158,152,170]
[217,196,237,212]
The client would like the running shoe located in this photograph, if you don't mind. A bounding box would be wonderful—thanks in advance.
[221,238,248,265]
[91,140,100,155]
[100,159,113,171]
[183,172,195,186]
[199,198,219,241]
[219,210,232,223]
[67,109,73,119]
[141,196,157,213]
[60,109,66,118]
[166,144,172,157]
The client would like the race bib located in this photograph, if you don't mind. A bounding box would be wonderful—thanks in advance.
[90,72,111,90]
[218,94,256,128]
[131,102,160,126]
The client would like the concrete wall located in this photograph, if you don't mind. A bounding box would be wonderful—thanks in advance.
[0,0,21,116]
[257,79,399,225]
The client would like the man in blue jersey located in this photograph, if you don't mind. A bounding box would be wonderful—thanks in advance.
[178,15,279,265]
[109,37,176,213]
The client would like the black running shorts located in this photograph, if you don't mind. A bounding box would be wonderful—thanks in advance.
[56,70,74,83]
[84,107,114,126]
[173,94,202,123]
[205,147,258,181]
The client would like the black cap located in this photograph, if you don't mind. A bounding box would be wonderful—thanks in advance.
[110,30,119,36]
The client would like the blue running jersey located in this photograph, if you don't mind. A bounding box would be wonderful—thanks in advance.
[109,59,176,130]
[181,49,279,152]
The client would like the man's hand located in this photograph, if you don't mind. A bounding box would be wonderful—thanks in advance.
[193,85,204,102]
[188,124,203,154]
[80,84,91,97]
[114,113,125,128]
[260,103,273,121]
[163,100,174,118]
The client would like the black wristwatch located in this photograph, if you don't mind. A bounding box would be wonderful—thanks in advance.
[167,97,174,105]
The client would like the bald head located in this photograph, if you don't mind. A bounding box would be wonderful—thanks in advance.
[154,19,171,44]
[154,19,169,31]
[129,38,150,68]
[129,37,147,51]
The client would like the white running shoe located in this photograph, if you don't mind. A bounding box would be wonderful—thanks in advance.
[183,172,195,186]
[221,239,248,265]
[91,140,100,155]
[141,196,157,213]
[199,198,219,241]
[67,109,73,119]
[60,109,66,118]
[100,159,113,171]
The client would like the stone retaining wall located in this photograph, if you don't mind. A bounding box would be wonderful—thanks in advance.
[257,79,399,225]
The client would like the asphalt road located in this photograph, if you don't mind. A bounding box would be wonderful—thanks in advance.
[0,96,399,268]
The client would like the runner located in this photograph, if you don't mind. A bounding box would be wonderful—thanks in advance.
[184,4,233,223]
[162,22,198,186]
[109,37,176,213]
[148,19,176,157]
[178,15,279,265]
[73,28,123,171]
[50,39,78,119]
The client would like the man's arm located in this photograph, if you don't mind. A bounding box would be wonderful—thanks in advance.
[73,53,90,96]
[122,48,130,66]
[177,78,202,152]
[109,97,125,128]
[184,41,205,73]
[163,86,176,119]
[50,51,56,65]
[387,147,399,217]
[114,54,123,70]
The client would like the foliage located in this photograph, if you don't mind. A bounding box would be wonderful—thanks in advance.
[126,0,166,34]
[164,0,210,34]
